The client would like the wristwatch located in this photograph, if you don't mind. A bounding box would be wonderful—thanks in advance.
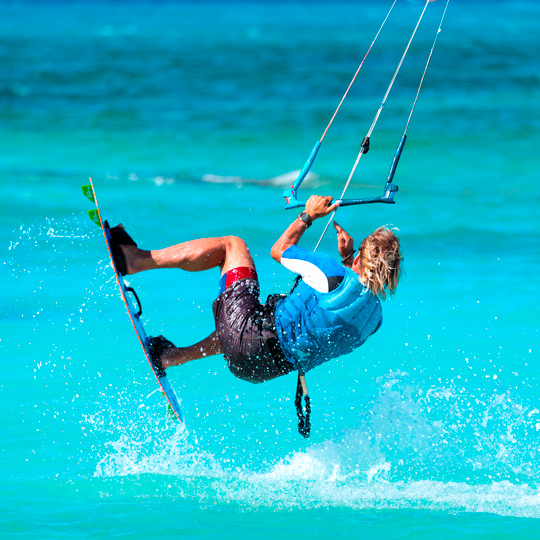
[298,212,313,228]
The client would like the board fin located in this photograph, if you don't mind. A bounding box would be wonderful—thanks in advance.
[88,209,101,227]
[166,403,177,422]
[82,184,95,203]
[162,393,178,422]
[82,182,100,226]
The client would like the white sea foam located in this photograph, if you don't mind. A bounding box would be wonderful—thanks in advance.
[93,429,540,518]
[91,370,540,518]
[151,176,175,186]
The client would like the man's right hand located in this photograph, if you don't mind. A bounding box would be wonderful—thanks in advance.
[334,221,355,267]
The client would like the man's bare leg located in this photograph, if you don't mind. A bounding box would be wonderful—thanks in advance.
[159,330,222,368]
[117,228,255,277]
[116,228,253,370]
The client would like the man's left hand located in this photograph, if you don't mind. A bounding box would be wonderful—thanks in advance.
[304,195,340,220]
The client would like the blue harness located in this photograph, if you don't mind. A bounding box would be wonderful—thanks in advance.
[274,268,382,373]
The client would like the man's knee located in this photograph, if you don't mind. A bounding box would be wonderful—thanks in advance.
[223,235,249,254]
[221,236,254,270]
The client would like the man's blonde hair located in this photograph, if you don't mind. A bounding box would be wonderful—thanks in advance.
[359,226,403,300]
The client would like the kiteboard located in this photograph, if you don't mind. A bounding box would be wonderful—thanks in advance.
[82,178,183,423]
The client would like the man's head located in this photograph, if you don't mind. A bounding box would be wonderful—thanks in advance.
[351,226,403,300]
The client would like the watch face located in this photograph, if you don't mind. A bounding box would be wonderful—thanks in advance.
[299,212,311,226]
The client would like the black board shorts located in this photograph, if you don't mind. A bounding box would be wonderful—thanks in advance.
[212,276,294,384]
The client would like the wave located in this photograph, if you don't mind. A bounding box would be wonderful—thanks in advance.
[90,370,540,518]
[201,170,321,188]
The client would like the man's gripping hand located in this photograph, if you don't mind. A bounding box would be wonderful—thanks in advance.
[304,195,340,221]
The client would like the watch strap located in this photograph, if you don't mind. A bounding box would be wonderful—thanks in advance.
[298,212,313,228]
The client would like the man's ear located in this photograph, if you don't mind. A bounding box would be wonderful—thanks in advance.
[348,250,363,273]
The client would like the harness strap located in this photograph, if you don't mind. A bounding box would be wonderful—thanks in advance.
[295,371,311,438]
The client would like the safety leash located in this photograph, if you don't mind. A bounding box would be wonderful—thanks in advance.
[295,371,311,438]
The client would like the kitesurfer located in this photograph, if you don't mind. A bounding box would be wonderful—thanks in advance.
[110,195,402,382]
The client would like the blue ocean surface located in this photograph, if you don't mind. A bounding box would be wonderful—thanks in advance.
[1,0,539,537]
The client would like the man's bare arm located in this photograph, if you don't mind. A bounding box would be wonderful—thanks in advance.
[271,195,340,262]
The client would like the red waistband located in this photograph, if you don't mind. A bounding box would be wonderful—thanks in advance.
[219,266,257,294]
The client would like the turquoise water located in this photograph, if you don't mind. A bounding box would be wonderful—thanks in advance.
[2,0,540,537]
